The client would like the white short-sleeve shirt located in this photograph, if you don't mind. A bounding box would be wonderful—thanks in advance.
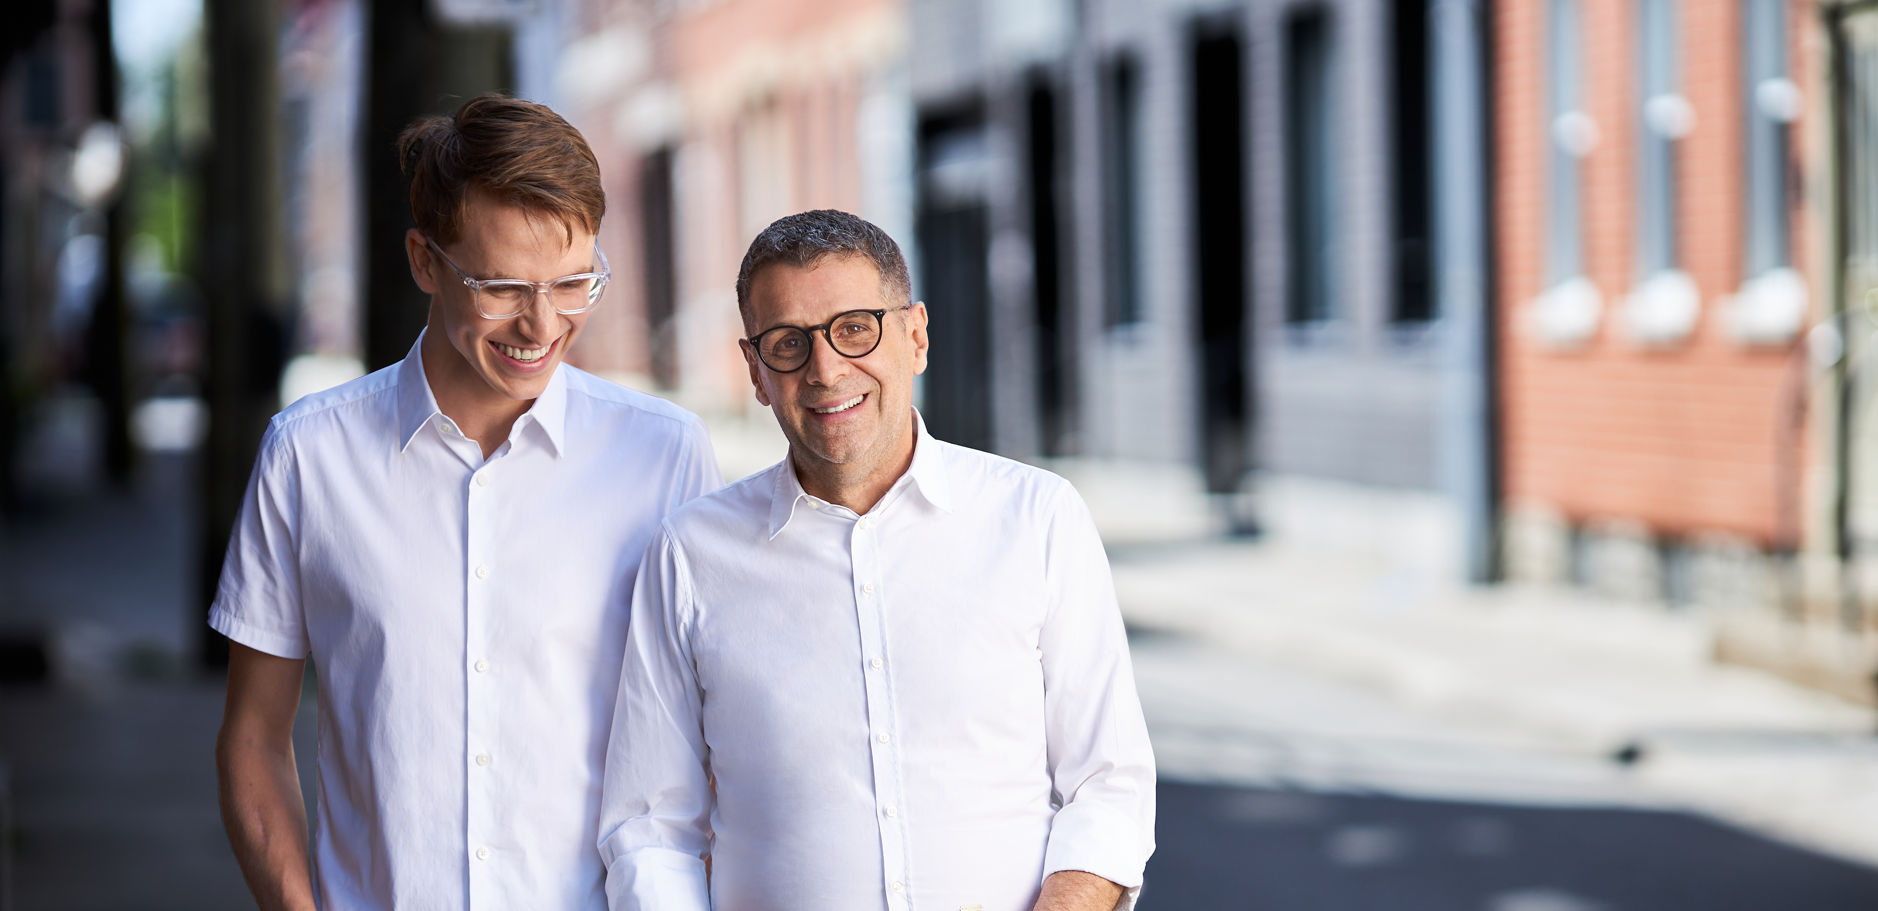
[211,334,721,910]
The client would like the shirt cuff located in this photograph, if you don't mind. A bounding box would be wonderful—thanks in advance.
[208,604,310,659]
[604,847,710,911]
[1043,800,1150,894]
[1115,884,1143,911]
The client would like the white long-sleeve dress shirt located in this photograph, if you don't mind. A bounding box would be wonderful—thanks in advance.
[210,334,721,910]
[599,413,1155,911]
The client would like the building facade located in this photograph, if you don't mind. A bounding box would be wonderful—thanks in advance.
[899,0,1494,571]
[1495,0,1817,595]
[549,0,907,408]
[540,0,1494,571]
[1494,0,1878,699]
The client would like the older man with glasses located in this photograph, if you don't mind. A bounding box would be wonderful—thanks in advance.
[598,209,1156,911]
[211,94,720,910]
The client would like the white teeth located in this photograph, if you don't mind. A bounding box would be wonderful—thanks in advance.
[813,394,865,414]
[498,343,547,362]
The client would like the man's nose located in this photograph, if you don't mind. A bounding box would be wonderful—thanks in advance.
[802,330,850,385]
[512,290,559,338]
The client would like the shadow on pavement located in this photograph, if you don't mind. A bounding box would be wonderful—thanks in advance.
[0,449,315,909]
[1146,780,1878,910]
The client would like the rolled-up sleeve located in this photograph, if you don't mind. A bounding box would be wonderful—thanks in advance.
[207,421,309,659]
[599,525,714,911]
[1038,481,1157,909]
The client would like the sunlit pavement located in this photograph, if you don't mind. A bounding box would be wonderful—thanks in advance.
[1116,536,1878,906]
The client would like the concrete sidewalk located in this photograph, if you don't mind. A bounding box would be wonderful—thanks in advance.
[1110,535,1878,870]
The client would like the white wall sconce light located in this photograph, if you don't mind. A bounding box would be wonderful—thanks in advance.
[1529,276,1604,346]
[1722,268,1807,344]
[1623,269,1702,345]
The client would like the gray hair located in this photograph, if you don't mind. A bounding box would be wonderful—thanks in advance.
[735,210,913,327]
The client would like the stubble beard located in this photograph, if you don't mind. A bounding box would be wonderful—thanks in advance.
[781,393,903,490]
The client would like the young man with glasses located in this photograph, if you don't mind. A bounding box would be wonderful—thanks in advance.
[598,209,1155,911]
[212,94,719,910]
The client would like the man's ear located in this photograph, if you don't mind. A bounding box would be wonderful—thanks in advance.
[405,229,440,295]
[739,339,773,407]
[906,301,931,376]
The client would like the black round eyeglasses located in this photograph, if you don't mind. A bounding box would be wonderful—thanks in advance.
[743,306,909,373]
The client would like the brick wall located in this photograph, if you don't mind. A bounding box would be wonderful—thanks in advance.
[1495,0,1811,545]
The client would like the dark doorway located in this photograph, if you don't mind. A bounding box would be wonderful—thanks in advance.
[362,0,512,372]
[1392,0,1434,322]
[1028,78,1071,456]
[916,115,993,451]
[1192,26,1250,495]
[1285,9,1337,323]
[1102,54,1145,327]
[640,147,678,389]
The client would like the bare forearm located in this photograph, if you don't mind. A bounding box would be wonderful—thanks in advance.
[218,644,315,911]
[1032,870,1125,911]
[217,739,315,911]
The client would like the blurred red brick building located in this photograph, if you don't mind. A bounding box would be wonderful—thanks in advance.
[1495,0,1824,607]
[558,0,904,420]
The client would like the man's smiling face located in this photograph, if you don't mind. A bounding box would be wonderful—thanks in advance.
[741,254,929,476]
[409,191,596,402]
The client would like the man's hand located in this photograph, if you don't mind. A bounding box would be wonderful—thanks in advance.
[1032,870,1126,911]
[216,642,317,911]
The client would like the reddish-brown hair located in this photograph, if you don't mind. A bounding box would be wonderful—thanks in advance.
[396,94,605,246]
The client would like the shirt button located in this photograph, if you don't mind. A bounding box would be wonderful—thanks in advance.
[475,753,491,767]
[475,565,490,579]
[885,805,898,818]
[891,881,903,894]
[870,657,883,669]
[475,472,491,487]
[858,517,872,530]
[474,659,489,673]
[476,847,490,861]
[808,499,822,510]
[877,732,890,744]
[862,583,876,595]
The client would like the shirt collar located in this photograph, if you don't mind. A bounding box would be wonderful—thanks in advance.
[395,333,443,452]
[766,409,951,540]
[394,328,569,457]
[520,363,569,457]
[904,410,953,513]
[767,458,812,540]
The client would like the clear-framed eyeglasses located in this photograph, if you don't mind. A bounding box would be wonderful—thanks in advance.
[743,306,910,373]
[425,236,611,320]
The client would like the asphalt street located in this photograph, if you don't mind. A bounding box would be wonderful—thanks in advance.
[1145,780,1878,910]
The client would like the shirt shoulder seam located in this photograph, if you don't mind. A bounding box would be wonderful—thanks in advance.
[268,373,399,433]
[561,369,703,428]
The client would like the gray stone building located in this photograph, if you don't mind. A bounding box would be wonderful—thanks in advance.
[905,0,1493,578]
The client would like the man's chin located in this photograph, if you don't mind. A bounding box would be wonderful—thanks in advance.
[478,359,557,401]
[783,425,870,468]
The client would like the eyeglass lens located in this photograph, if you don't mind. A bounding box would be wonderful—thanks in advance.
[757,310,884,371]
[477,276,606,318]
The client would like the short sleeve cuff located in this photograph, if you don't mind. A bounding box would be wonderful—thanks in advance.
[209,603,310,659]
[603,847,710,911]
[1043,800,1151,900]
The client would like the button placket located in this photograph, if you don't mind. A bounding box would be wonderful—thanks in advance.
[464,465,495,900]
[850,517,910,907]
